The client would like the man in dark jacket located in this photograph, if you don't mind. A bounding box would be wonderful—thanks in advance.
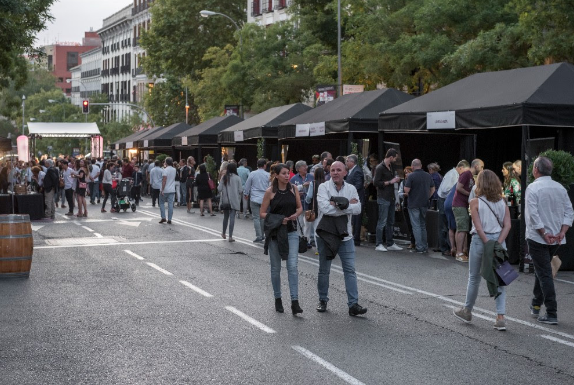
[43,159,59,220]
[345,154,365,246]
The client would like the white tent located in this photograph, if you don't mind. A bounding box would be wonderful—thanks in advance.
[27,122,101,138]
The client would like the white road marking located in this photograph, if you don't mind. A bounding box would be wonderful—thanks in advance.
[292,346,366,385]
[225,306,276,334]
[35,238,227,249]
[555,278,574,285]
[124,250,144,260]
[540,335,574,348]
[82,226,94,232]
[146,262,173,276]
[179,280,213,298]
[31,225,44,231]
[73,221,82,226]
[94,233,103,238]
[119,221,141,227]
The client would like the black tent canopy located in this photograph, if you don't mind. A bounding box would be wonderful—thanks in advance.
[218,103,312,144]
[0,137,11,152]
[380,62,574,131]
[173,115,243,147]
[137,122,191,148]
[112,128,157,151]
[279,89,414,139]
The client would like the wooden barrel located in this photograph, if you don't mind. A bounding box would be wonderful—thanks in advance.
[0,214,33,278]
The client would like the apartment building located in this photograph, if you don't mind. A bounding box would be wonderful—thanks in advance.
[247,0,293,25]
[131,0,154,105]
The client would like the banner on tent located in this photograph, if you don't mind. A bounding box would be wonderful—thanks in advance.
[427,111,456,129]
[309,122,325,137]
[295,124,310,137]
[233,131,244,142]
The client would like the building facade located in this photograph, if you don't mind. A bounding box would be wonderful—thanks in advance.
[98,5,134,123]
[247,0,293,25]
[41,32,101,96]
[132,0,154,106]
[80,48,102,101]
[69,65,82,107]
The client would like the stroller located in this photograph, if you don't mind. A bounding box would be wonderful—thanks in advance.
[114,178,137,213]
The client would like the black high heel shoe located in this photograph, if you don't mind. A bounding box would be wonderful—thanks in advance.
[291,300,303,315]
[275,298,284,313]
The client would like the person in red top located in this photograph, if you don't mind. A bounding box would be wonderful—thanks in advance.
[452,159,484,262]
[121,158,134,179]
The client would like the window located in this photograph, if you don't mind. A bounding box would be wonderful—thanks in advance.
[48,55,53,71]
[67,52,79,70]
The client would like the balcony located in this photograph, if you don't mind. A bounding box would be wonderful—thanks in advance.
[101,69,110,77]
[133,36,140,47]
[110,67,120,76]
[132,0,151,16]
[275,0,288,9]
[251,1,261,16]
[132,67,144,77]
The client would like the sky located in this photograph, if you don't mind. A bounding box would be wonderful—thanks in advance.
[35,0,133,45]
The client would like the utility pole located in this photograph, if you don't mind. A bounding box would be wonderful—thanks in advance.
[22,95,26,135]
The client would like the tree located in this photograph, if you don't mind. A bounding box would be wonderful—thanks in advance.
[141,0,244,79]
[0,0,54,89]
[144,77,198,127]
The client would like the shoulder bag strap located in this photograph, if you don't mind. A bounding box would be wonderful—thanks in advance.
[478,197,503,228]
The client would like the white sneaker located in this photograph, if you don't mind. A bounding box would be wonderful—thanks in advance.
[387,243,403,251]
[375,244,387,252]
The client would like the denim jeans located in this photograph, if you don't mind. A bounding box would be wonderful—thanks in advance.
[159,192,175,221]
[528,240,559,317]
[269,231,299,300]
[223,209,236,237]
[437,197,450,252]
[89,182,100,202]
[409,207,428,252]
[316,237,359,307]
[250,201,265,240]
[464,233,506,314]
[376,197,395,247]
[180,182,187,205]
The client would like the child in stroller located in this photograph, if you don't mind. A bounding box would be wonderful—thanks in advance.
[114,177,137,212]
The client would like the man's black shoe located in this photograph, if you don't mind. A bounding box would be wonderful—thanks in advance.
[349,303,367,316]
[316,300,327,312]
[167,220,172,224]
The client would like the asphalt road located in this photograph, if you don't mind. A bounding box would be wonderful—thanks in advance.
[1,199,574,384]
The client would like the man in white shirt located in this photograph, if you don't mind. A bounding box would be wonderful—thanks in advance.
[525,156,573,325]
[149,160,163,207]
[437,164,461,256]
[89,159,100,205]
[315,161,367,316]
[159,157,177,224]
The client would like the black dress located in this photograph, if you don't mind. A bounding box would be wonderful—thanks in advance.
[195,172,213,200]
[269,186,297,233]
[77,170,87,197]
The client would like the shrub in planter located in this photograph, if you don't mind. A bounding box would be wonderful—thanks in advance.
[527,150,574,190]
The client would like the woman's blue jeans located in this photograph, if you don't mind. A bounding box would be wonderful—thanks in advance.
[269,231,299,300]
[464,233,506,315]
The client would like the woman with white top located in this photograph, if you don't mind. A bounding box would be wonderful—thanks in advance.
[453,170,511,331]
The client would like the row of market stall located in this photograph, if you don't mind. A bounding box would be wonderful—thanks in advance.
[112,62,574,269]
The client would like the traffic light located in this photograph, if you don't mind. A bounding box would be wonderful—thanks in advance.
[82,100,89,114]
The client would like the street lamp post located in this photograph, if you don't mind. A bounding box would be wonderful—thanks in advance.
[22,95,26,135]
[200,10,243,118]
[337,0,342,97]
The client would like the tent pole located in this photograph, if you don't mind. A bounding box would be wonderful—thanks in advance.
[520,125,530,270]
[348,132,353,155]
[378,131,385,160]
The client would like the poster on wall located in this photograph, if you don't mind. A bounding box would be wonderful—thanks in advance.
[224,105,240,116]
[315,85,336,106]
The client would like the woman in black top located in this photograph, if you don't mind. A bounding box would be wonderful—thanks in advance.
[195,164,215,216]
[260,164,303,315]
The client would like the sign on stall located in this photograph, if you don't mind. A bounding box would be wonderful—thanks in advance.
[295,124,310,137]
[126,142,133,148]
[233,131,244,142]
[343,85,365,95]
[143,140,149,147]
[309,122,325,136]
[427,111,456,129]
[181,137,188,146]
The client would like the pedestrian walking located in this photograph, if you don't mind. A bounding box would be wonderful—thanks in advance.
[74,159,89,217]
[88,158,100,204]
[237,158,250,218]
[184,156,196,213]
[260,163,303,315]
[150,160,163,207]
[345,154,365,247]
[404,159,435,253]
[524,156,573,325]
[399,166,415,249]
[438,164,460,256]
[159,157,176,224]
[244,159,270,243]
[453,170,511,330]
[195,164,215,216]
[218,163,243,242]
[131,165,143,206]
[61,160,76,216]
[373,149,403,252]
[42,159,58,219]
[305,167,326,252]
[101,162,116,213]
[315,161,367,316]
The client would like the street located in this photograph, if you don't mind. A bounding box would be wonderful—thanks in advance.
[2,200,574,385]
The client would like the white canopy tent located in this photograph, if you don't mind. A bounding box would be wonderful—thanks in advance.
[27,122,101,138]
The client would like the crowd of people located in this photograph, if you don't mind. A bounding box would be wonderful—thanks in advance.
[0,150,571,326]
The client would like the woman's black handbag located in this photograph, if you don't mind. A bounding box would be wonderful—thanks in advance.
[220,183,232,211]
[296,218,308,253]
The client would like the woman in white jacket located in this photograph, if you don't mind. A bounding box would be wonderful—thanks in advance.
[218,163,243,242]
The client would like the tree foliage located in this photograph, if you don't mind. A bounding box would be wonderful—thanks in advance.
[0,0,54,88]
[141,0,245,79]
[144,77,199,127]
